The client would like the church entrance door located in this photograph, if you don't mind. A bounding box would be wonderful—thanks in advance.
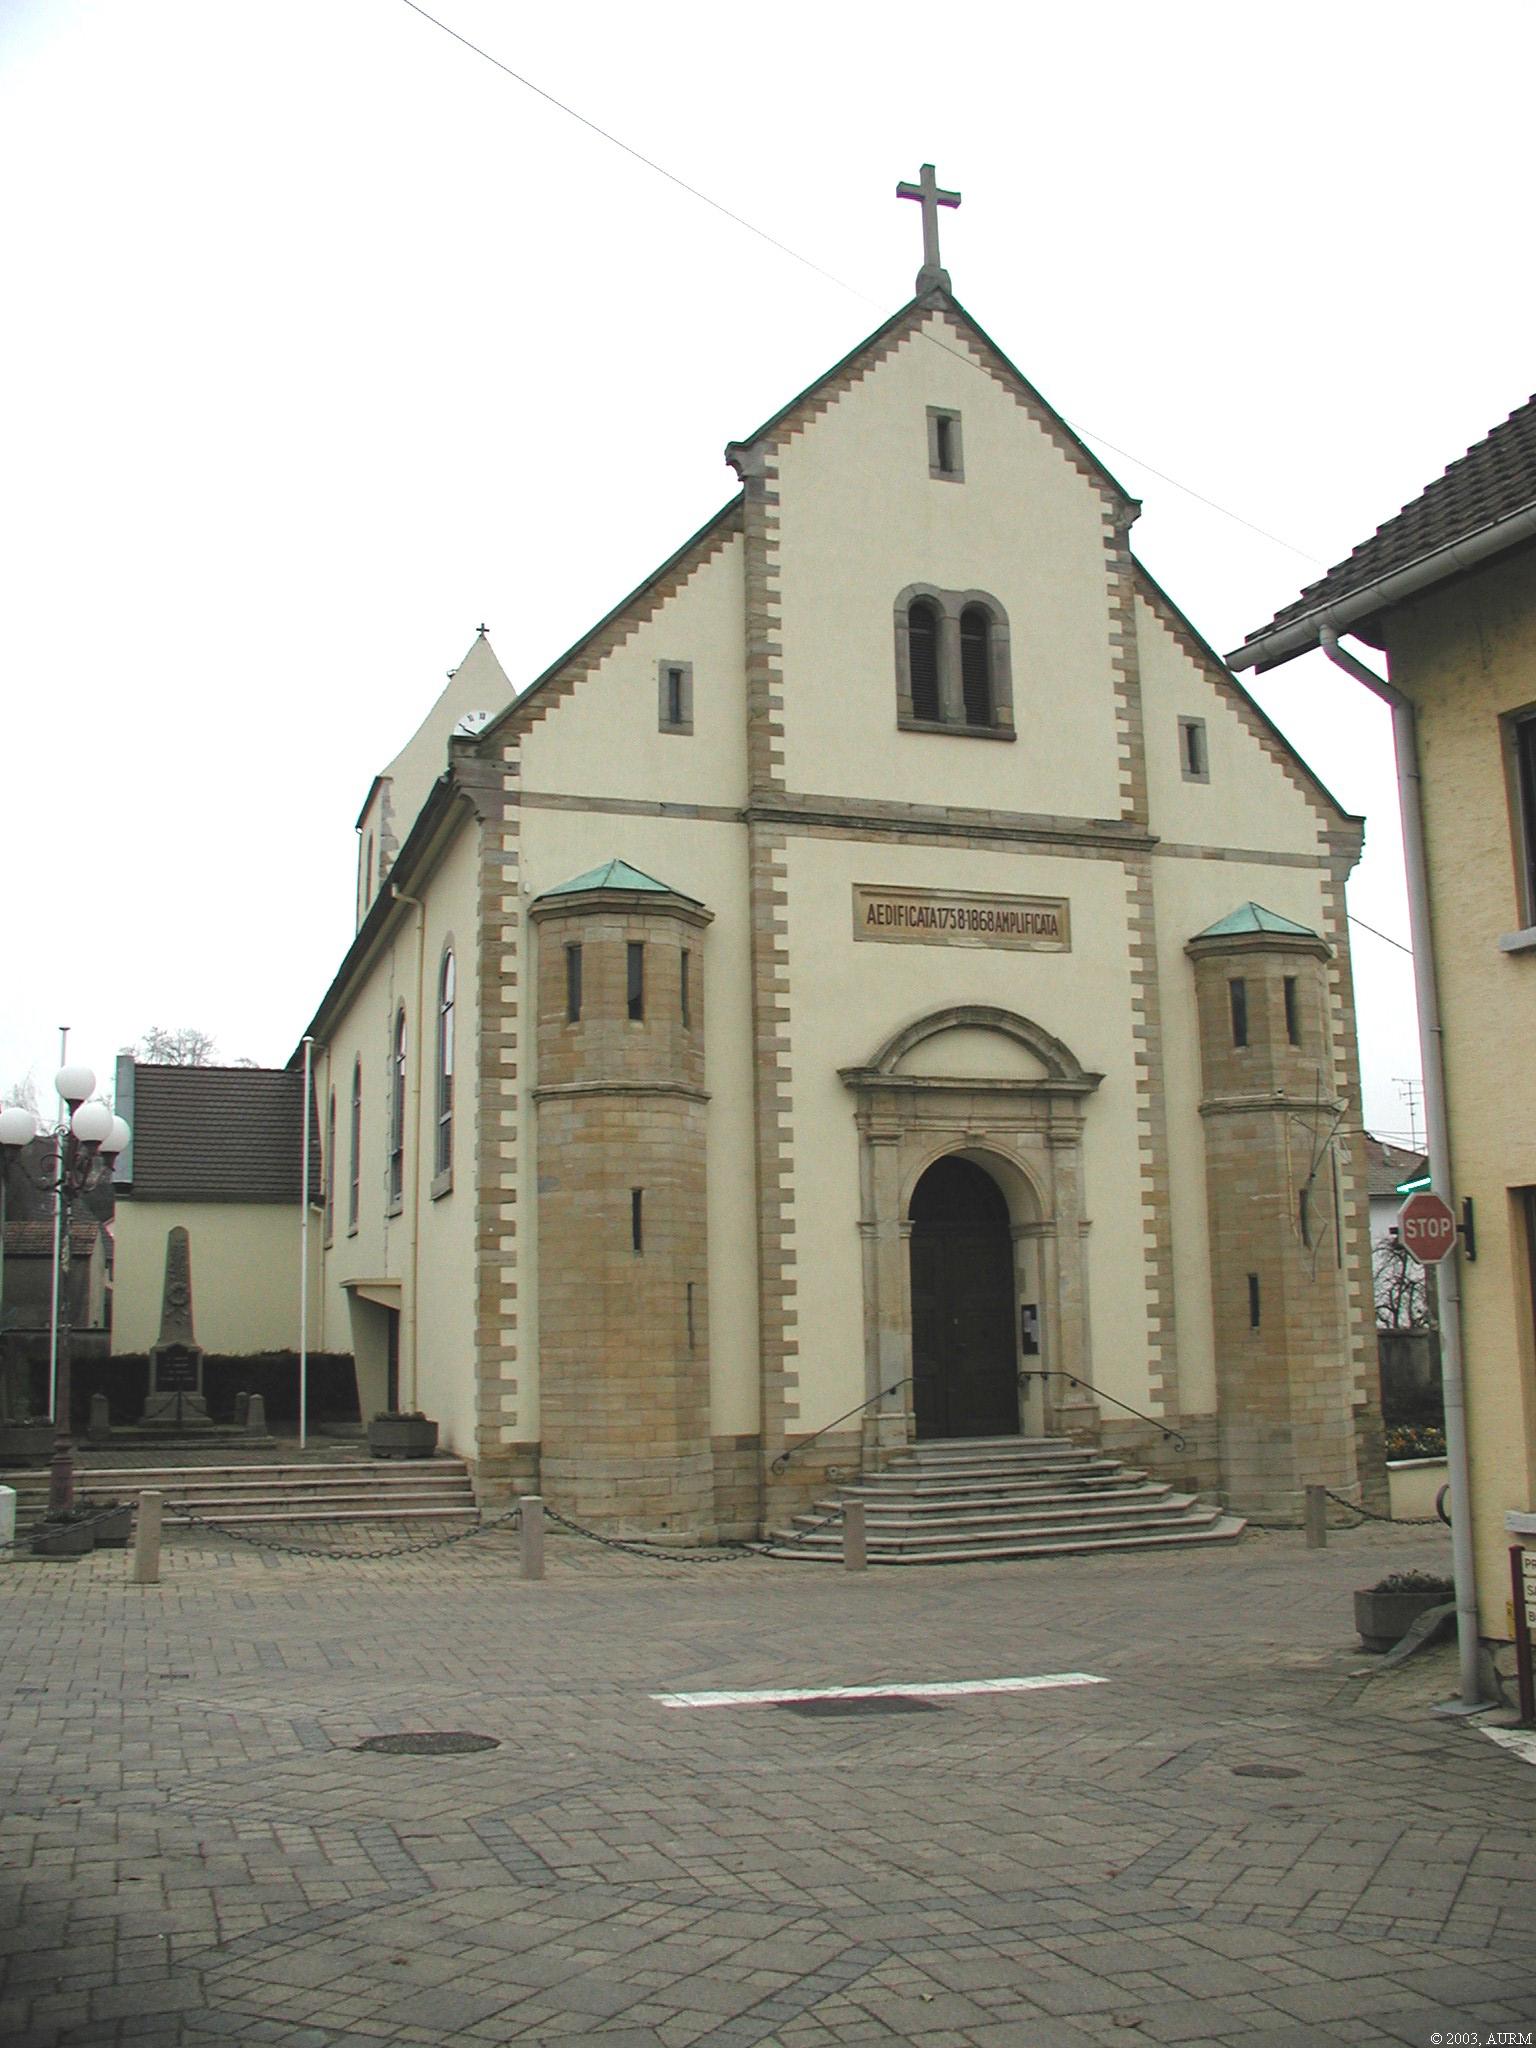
[909,1156,1018,1439]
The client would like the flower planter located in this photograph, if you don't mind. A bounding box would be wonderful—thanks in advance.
[0,1422,56,1467]
[367,1414,438,1460]
[1353,1579,1454,1653]
[30,1520,95,1558]
[88,1504,133,1549]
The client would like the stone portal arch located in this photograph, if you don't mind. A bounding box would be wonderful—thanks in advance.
[840,1008,1104,1462]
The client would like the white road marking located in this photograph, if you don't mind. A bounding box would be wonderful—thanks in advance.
[651,1674,1107,1709]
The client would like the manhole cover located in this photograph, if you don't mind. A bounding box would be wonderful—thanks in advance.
[1230,1763,1302,1779]
[354,1732,500,1756]
[776,1696,940,1718]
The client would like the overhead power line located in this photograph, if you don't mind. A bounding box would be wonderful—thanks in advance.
[398,1,1326,569]
[1349,914,1414,957]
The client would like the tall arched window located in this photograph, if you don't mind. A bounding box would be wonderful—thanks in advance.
[908,599,941,722]
[435,949,455,1180]
[960,605,992,726]
[324,1087,336,1239]
[348,1059,361,1231]
[388,1006,406,1210]
[363,832,374,910]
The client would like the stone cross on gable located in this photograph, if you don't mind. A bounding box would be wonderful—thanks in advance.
[896,163,961,294]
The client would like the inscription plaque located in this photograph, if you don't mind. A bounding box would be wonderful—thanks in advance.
[853,884,1070,951]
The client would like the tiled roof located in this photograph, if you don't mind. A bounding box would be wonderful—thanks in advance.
[1246,394,1536,646]
[1361,1136,1428,1203]
[124,1066,317,1204]
[3,1220,99,1256]
[1191,902,1321,941]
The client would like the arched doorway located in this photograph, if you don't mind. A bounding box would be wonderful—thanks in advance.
[909,1156,1019,1439]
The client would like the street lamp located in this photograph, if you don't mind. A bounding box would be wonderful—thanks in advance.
[0,1064,131,1512]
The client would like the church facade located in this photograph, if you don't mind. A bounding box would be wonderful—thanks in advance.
[299,256,1382,1536]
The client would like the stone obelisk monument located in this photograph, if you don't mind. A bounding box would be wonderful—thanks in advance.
[142,1227,212,1428]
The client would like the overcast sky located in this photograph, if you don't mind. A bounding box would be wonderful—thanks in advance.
[4,0,1531,1150]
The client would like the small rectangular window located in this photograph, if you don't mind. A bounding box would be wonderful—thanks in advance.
[680,949,691,1030]
[1179,716,1209,782]
[1283,975,1300,1047]
[1248,1273,1261,1328]
[926,407,963,480]
[627,942,644,1022]
[1515,713,1536,922]
[1229,977,1248,1048]
[631,1187,644,1253]
[657,658,694,734]
[565,943,582,1024]
[686,1280,696,1351]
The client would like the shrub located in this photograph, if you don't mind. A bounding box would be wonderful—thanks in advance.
[1385,1423,1446,1460]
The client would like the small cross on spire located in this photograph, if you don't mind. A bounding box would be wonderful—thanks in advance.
[476,622,489,638]
[896,162,961,294]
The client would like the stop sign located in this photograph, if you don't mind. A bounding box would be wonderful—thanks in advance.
[1398,1191,1457,1264]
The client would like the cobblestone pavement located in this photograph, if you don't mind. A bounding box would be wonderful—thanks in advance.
[2,1518,1534,2048]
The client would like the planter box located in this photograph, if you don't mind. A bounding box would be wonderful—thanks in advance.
[367,1415,438,1460]
[30,1520,95,1558]
[0,1423,55,1467]
[88,1505,133,1548]
[1354,1584,1453,1653]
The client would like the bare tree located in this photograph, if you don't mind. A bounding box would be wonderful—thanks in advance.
[3,1072,42,1117]
[1373,1232,1436,1331]
[133,1025,220,1067]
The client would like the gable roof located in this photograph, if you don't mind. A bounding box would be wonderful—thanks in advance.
[1191,902,1322,941]
[122,1065,318,1204]
[728,288,1137,516]
[1232,394,1536,672]
[1361,1134,1428,1203]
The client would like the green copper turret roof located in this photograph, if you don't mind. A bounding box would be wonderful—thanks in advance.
[538,858,699,903]
[1192,902,1321,941]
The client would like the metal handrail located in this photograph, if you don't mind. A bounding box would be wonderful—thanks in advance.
[771,1377,912,1475]
[1018,1368,1187,1453]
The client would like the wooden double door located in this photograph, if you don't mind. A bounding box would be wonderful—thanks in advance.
[909,1156,1019,1439]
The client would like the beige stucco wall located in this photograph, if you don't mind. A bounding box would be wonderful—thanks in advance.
[773,313,1120,817]
[314,805,482,1454]
[1385,545,1536,1635]
[113,1200,312,1355]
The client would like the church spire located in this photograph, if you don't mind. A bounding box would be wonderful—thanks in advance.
[896,162,961,295]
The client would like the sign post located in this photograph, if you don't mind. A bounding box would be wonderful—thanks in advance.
[1397,1190,1458,1265]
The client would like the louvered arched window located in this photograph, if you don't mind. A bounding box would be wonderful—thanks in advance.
[908,599,941,722]
[960,605,992,726]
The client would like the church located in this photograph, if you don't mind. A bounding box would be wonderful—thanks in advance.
[289,173,1381,1538]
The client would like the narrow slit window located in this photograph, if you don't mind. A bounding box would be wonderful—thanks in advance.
[680,949,691,1030]
[1229,977,1249,1048]
[631,1188,644,1253]
[666,667,685,726]
[325,1088,336,1239]
[908,599,940,721]
[348,1059,361,1230]
[960,605,992,726]
[1283,975,1300,1047]
[686,1281,696,1351]
[565,943,582,1024]
[435,950,455,1178]
[1179,716,1209,782]
[627,941,645,1022]
[388,1006,406,1208]
[1248,1273,1261,1328]
[926,406,963,479]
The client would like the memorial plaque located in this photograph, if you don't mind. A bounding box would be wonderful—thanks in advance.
[853,884,1070,951]
[154,1343,200,1394]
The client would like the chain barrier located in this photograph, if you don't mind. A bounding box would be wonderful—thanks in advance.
[541,1504,762,1564]
[171,1501,524,1560]
[1324,1485,1441,1529]
[0,1498,150,1553]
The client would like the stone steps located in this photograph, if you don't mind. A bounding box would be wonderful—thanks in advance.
[768,1434,1243,1564]
[0,1458,479,1531]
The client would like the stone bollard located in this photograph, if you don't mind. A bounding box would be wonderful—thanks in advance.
[87,1392,111,1441]
[234,1392,249,1426]
[0,1485,15,1563]
[1304,1485,1329,1549]
[245,1393,266,1436]
[843,1497,867,1572]
[520,1496,545,1581]
[133,1490,163,1585]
